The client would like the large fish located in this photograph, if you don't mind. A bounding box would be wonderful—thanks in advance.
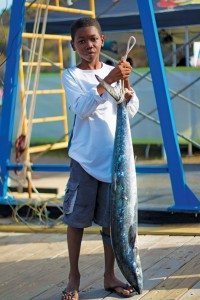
[96,75,143,295]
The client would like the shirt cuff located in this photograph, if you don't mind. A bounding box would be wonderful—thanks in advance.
[127,93,139,117]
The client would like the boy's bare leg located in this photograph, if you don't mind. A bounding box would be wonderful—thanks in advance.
[63,226,83,300]
[102,227,134,297]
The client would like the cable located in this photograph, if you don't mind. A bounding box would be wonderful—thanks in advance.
[0,0,40,69]
[97,0,120,18]
[0,0,8,59]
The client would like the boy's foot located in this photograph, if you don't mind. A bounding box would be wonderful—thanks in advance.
[62,275,80,300]
[104,275,137,298]
[61,289,79,300]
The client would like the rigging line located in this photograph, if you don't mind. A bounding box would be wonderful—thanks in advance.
[22,44,64,71]
[133,32,200,87]
[132,75,200,128]
[25,0,50,153]
[101,51,200,113]
[0,0,44,69]
[26,0,38,9]
[97,0,120,18]
[17,0,43,140]
[136,109,200,149]
[100,51,200,149]
[31,131,71,163]
[134,69,200,109]
[0,0,9,59]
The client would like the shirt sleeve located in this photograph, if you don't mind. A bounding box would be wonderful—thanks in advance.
[62,69,107,119]
[126,90,139,118]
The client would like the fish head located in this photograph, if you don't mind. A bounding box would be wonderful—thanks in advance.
[95,75,123,103]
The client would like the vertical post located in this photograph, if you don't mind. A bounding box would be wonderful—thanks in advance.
[68,42,76,67]
[0,0,26,202]
[136,0,199,210]
[89,0,95,18]
[185,26,190,67]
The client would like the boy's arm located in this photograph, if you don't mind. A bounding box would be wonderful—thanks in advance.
[62,70,107,119]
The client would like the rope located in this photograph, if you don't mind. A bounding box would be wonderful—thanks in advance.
[123,36,136,60]
[121,36,136,101]
[14,0,50,203]
[17,0,43,140]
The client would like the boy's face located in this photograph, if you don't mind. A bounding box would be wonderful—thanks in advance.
[71,26,104,63]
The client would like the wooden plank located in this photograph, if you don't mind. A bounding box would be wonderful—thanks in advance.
[32,235,166,299]
[141,235,194,271]
[139,236,200,294]
[16,237,104,299]
[0,234,102,299]
[137,238,200,300]
[179,280,200,299]
[1,234,200,300]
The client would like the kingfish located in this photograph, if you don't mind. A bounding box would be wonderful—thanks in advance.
[96,75,143,295]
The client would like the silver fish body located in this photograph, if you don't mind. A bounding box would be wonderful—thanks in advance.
[111,101,143,294]
[95,74,143,294]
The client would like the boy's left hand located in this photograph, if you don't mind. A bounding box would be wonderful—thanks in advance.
[124,87,134,102]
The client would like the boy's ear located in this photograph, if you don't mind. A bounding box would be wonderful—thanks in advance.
[71,41,75,51]
[101,35,105,47]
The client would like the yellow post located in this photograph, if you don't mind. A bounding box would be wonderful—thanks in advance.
[89,0,96,18]
[17,0,96,155]
[58,38,69,144]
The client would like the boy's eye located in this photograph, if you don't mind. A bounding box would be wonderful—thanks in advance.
[91,37,98,42]
[79,40,85,44]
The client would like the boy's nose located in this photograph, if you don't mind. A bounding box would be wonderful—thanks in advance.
[86,40,93,48]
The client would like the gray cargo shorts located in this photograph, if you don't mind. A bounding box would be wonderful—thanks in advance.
[62,159,111,228]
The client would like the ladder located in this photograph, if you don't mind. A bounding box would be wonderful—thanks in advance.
[18,0,95,155]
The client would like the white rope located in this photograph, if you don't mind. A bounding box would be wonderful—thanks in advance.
[121,36,136,98]
[123,36,137,60]
[25,0,50,151]
[17,0,43,139]
[16,0,50,187]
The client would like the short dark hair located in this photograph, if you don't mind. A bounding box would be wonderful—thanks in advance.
[70,17,102,41]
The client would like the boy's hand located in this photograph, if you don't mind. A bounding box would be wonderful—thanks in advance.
[104,58,132,84]
[124,87,134,102]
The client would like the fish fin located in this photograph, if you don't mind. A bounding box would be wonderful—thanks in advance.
[128,225,136,249]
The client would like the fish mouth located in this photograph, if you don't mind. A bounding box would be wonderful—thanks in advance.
[95,75,123,103]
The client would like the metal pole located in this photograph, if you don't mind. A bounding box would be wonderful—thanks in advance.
[185,26,190,67]
[136,0,200,210]
[0,0,26,203]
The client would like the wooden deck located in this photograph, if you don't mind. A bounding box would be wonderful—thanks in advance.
[0,231,200,300]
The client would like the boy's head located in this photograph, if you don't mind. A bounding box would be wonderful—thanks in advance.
[70,17,102,42]
[70,17,104,63]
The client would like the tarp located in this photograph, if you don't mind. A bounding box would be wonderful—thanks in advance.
[26,0,200,33]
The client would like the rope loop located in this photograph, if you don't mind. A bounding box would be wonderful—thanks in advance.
[124,36,137,60]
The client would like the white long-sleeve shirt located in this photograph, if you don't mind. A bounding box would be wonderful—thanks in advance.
[62,63,139,183]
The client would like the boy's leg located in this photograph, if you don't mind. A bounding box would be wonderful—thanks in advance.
[101,227,135,297]
[63,226,83,300]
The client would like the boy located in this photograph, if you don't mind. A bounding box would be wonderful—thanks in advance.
[62,17,139,300]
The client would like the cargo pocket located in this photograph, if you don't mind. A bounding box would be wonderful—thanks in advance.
[63,181,79,214]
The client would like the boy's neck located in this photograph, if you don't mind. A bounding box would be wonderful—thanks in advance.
[77,60,102,70]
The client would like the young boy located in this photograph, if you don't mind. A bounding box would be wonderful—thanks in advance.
[62,17,139,300]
